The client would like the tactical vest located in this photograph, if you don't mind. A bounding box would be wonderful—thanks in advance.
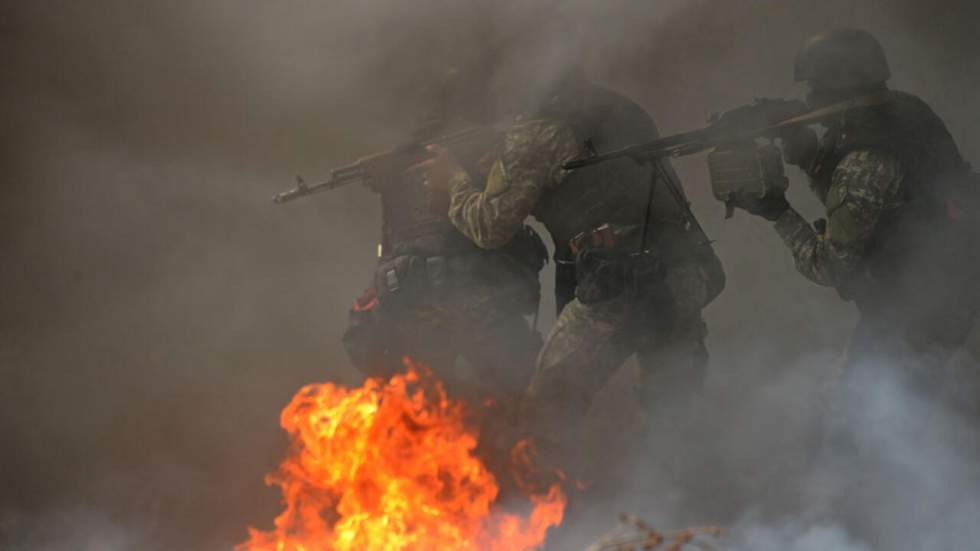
[379,174,475,258]
[810,90,979,332]
[373,130,548,312]
[378,134,491,259]
[530,83,692,262]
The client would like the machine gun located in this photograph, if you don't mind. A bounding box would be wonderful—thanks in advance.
[272,124,500,204]
[562,93,889,217]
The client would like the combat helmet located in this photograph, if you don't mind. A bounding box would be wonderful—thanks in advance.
[794,29,891,90]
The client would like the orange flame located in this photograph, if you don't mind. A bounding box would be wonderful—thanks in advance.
[239,359,565,551]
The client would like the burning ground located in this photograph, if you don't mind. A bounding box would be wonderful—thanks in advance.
[238,361,564,551]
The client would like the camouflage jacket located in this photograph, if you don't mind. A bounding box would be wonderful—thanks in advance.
[774,90,969,299]
[773,149,905,289]
[447,116,579,249]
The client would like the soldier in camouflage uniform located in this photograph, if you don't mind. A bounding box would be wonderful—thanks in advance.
[417,70,726,486]
[729,29,980,545]
[340,68,548,435]
[732,28,980,394]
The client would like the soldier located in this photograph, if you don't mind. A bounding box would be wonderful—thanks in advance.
[726,29,980,546]
[730,29,980,398]
[416,69,726,490]
[340,68,548,444]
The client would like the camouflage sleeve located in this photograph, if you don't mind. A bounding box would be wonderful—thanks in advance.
[773,150,905,287]
[448,118,579,249]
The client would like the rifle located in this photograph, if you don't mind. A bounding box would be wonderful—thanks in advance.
[563,92,889,218]
[562,93,888,170]
[272,125,500,204]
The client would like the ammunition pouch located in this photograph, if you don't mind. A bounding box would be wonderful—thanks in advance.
[373,247,541,316]
[374,254,450,309]
[574,250,628,304]
[570,224,666,305]
[708,143,789,218]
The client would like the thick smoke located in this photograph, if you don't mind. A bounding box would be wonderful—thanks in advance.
[2,1,979,550]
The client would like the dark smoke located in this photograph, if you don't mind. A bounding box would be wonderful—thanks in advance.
[2,1,978,549]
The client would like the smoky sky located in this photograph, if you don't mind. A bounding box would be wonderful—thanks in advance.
[2,1,979,550]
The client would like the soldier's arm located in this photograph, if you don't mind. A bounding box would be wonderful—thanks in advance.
[772,150,905,287]
[448,119,579,249]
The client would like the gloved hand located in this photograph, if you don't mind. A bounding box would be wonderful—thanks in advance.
[732,192,789,221]
[780,125,819,169]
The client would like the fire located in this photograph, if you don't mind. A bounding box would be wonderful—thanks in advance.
[239,359,565,551]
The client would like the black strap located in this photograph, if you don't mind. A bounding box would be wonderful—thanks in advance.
[651,161,712,247]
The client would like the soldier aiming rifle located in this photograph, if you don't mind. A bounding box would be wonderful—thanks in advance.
[565,28,980,547]
[275,68,550,484]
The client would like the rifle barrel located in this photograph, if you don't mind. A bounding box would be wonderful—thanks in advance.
[271,123,501,204]
[272,169,365,203]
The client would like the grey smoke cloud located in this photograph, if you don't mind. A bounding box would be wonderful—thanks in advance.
[721,358,980,550]
[733,523,872,551]
[2,0,979,549]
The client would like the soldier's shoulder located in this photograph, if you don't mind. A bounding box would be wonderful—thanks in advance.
[845,90,937,135]
[828,150,905,208]
[887,90,936,113]
[508,115,573,137]
[877,89,949,132]
[502,117,578,157]
[834,150,904,185]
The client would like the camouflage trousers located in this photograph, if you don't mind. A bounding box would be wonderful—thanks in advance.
[521,261,710,482]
